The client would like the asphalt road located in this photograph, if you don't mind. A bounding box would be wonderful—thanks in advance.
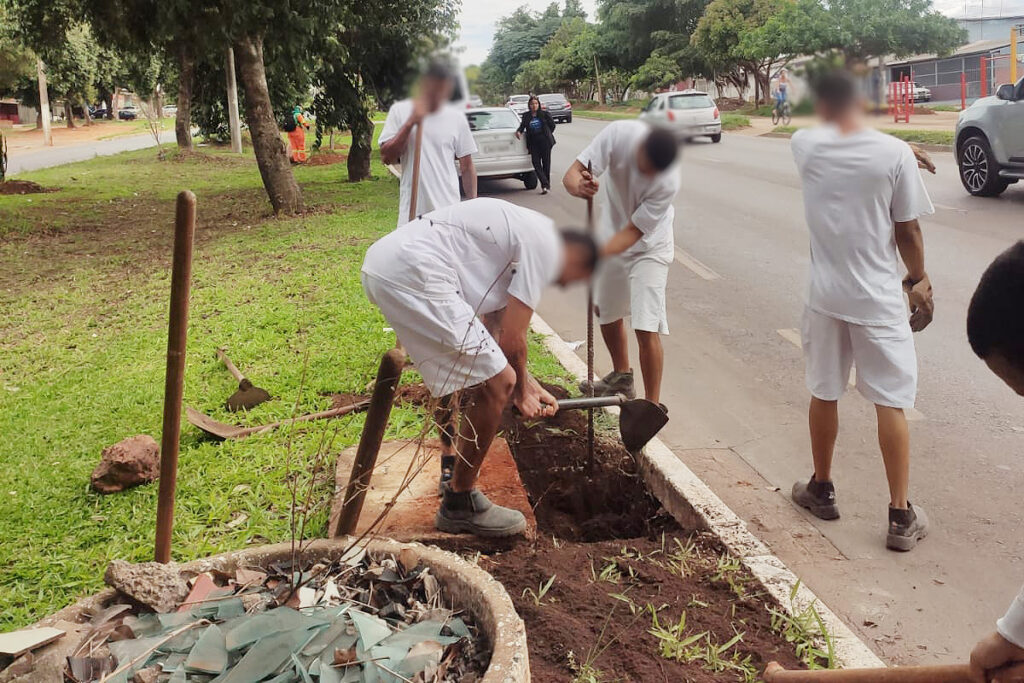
[7,130,176,175]
[484,117,1024,665]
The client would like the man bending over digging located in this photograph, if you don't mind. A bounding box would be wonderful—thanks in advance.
[361,197,598,537]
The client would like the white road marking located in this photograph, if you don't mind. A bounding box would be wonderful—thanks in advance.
[674,247,721,280]
[776,329,926,420]
[933,203,964,212]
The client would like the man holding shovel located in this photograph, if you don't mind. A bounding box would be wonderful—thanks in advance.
[379,59,477,226]
[789,70,935,552]
[562,121,680,407]
[361,197,598,537]
[967,242,1024,683]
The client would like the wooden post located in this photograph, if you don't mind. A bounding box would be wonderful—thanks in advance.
[586,161,595,472]
[960,72,967,111]
[333,348,405,537]
[408,123,424,223]
[36,59,52,147]
[154,191,197,563]
[225,47,243,155]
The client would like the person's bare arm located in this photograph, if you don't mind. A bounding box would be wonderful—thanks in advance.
[379,100,426,165]
[563,159,599,198]
[895,219,933,331]
[499,297,557,417]
[459,155,477,199]
[603,223,644,257]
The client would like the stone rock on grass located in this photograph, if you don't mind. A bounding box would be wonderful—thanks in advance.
[104,561,188,613]
[91,435,160,494]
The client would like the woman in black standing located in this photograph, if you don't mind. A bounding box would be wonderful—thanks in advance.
[515,95,556,195]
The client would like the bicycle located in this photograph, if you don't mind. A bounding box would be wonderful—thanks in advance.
[771,99,792,126]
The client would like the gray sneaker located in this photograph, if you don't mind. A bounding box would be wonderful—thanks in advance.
[886,503,929,551]
[578,370,635,399]
[792,476,840,520]
[436,485,527,537]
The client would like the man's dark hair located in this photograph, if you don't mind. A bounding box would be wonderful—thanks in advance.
[561,230,599,272]
[967,241,1024,365]
[643,127,679,171]
[811,69,858,113]
[424,57,455,82]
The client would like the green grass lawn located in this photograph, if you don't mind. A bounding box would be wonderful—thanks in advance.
[574,109,750,131]
[770,125,953,146]
[0,139,570,629]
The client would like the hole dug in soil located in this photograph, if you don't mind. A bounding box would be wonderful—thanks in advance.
[440,384,813,682]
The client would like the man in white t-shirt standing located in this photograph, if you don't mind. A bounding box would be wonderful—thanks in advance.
[562,121,680,407]
[379,60,477,225]
[790,70,936,552]
[361,198,598,537]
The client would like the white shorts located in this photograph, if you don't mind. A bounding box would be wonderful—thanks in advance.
[362,273,508,398]
[594,254,670,334]
[802,308,917,409]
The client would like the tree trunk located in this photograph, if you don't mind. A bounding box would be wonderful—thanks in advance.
[64,101,76,128]
[82,97,93,126]
[175,44,194,150]
[593,54,604,105]
[225,46,243,154]
[347,108,373,182]
[36,60,52,145]
[234,35,303,213]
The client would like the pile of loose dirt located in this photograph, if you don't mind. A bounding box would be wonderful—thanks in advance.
[325,391,371,410]
[0,179,52,195]
[306,152,348,167]
[716,97,750,112]
[435,383,810,680]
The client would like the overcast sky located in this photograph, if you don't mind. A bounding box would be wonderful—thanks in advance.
[453,0,1023,66]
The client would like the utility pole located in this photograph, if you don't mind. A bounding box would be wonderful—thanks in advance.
[226,47,243,154]
[36,59,52,147]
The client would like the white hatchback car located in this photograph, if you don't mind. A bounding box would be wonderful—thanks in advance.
[462,107,538,190]
[506,95,530,116]
[639,90,722,143]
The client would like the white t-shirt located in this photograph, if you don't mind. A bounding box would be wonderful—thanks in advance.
[576,120,679,260]
[792,125,934,326]
[361,197,563,315]
[379,100,477,226]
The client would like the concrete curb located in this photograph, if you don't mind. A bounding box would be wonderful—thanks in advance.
[530,314,885,670]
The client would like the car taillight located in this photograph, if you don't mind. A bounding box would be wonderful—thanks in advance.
[565,101,571,109]
[713,108,719,119]
[667,110,675,121]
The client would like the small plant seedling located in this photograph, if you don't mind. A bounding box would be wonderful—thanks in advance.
[522,574,557,606]
[568,651,606,683]
[769,580,836,669]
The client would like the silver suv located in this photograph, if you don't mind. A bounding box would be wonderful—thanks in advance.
[955,76,1024,196]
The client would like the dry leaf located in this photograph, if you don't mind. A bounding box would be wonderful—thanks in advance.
[333,646,358,666]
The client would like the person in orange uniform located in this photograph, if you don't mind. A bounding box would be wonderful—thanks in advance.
[286,106,310,163]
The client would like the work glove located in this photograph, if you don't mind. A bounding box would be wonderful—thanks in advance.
[910,143,936,174]
[903,273,934,332]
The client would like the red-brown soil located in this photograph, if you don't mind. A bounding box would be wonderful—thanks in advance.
[306,151,349,167]
[437,384,808,681]
[0,179,52,195]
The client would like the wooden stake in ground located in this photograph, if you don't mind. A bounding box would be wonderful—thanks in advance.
[154,191,197,564]
[763,662,974,682]
[586,161,595,471]
[407,120,424,223]
[333,348,405,537]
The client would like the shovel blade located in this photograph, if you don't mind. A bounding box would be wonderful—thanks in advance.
[186,406,245,440]
[619,399,668,452]
[225,379,271,412]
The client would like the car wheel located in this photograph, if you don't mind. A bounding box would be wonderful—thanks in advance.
[523,172,539,190]
[567,114,572,123]
[710,134,722,143]
[959,135,1009,197]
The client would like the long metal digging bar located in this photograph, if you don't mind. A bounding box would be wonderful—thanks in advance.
[763,662,974,683]
[186,400,369,440]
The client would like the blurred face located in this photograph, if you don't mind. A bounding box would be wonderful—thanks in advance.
[635,147,658,177]
[557,244,595,287]
[529,98,540,112]
[985,353,1024,396]
[419,75,454,113]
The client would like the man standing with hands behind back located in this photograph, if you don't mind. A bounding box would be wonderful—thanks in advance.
[379,59,477,225]
[563,121,680,408]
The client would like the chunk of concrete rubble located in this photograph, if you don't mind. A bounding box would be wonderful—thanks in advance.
[90,435,160,494]
[104,560,189,613]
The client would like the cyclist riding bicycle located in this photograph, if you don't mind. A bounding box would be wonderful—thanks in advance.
[774,68,790,115]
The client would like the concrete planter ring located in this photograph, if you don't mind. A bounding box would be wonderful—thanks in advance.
[2,537,529,683]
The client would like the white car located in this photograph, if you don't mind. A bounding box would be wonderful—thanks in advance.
[506,95,530,116]
[461,107,537,190]
[639,90,722,143]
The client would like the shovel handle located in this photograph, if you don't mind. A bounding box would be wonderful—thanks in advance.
[247,399,370,436]
[556,394,628,411]
[763,662,975,683]
[216,348,246,382]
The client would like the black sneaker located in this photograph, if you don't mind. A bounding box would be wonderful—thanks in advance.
[437,455,455,497]
[886,503,929,551]
[436,485,527,537]
[791,476,840,520]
